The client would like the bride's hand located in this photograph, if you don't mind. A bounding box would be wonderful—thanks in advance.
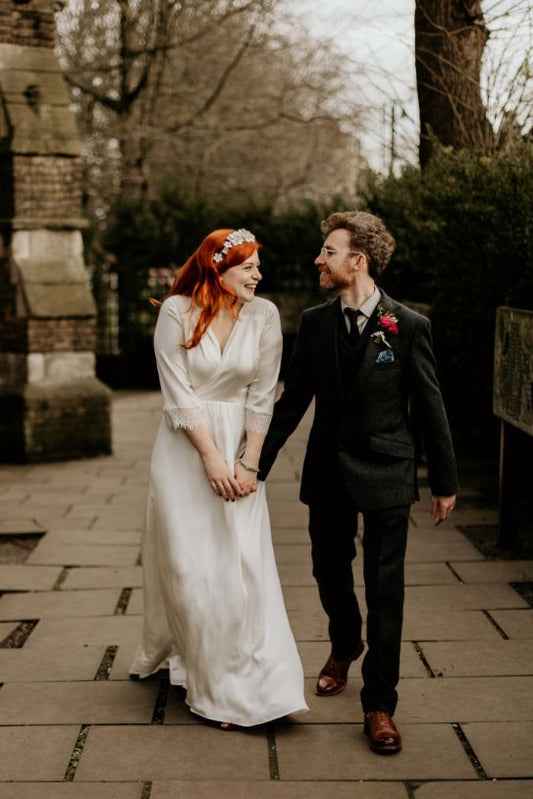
[234,460,258,497]
[201,453,243,500]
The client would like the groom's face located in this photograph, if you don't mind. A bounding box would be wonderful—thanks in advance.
[315,228,358,291]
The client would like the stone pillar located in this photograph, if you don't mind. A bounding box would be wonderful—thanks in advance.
[0,0,111,462]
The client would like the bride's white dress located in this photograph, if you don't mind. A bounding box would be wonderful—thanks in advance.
[130,294,308,726]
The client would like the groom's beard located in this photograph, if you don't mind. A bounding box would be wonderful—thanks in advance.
[318,267,352,292]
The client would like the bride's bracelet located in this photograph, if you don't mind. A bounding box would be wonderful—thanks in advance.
[237,457,260,473]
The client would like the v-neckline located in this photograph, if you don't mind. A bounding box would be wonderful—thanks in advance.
[207,305,247,357]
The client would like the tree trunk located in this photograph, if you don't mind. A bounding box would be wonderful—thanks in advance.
[415,0,494,166]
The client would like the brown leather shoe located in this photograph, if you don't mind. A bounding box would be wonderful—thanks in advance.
[364,711,402,754]
[315,640,364,696]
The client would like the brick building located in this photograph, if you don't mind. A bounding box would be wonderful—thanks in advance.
[0,0,111,461]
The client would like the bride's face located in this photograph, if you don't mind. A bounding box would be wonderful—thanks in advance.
[221,252,262,304]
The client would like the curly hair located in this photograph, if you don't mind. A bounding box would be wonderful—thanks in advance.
[321,211,396,279]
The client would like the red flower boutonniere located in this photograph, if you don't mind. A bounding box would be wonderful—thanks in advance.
[371,305,399,349]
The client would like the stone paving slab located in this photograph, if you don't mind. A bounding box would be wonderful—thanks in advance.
[421,640,533,677]
[404,537,483,563]
[267,499,309,515]
[450,561,533,583]
[273,545,312,565]
[0,785,143,799]
[463,722,533,778]
[0,564,62,590]
[150,782,409,799]
[275,723,475,780]
[0,646,105,681]
[278,561,464,588]
[0,680,158,724]
[410,508,498,525]
[0,589,121,619]
[272,528,309,545]
[20,515,96,531]
[287,608,329,641]
[402,609,501,641]
[269,513,310,528]
[398,676,533,722]
[74,725,271,781]
[0,725,79,780]
[281,586,328,613]
[108,642,138,679]
[415,781,533,798]
[265,483,304,501]
[90,514,143,532]
[64,504,142,520]
[104,492,147,506]
[62,566,143,590]
[490,609,533,638]
[42,529,140,546]
[0,621,18,642]
[404,562,459,585]
[27,541,139,567]
[0,518,46,534]
[25,615,142,649]
[277,563,316,587]
[404,583,527,610]
[163,685,200,724]
[125,588,143,614]
[19,492,79,507]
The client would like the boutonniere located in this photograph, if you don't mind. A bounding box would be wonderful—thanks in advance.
[371,304,399,349]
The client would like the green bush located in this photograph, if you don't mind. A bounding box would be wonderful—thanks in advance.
[362,143,533,450]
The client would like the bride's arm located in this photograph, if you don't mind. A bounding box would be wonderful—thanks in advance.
[184,424,243,501]
[154,298,242,500]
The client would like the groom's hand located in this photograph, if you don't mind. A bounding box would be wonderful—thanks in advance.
[430,495,456,526]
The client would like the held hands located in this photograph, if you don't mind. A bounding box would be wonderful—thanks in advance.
[201,451,243,501]
[234,459,258,497]
[201,451,258,500]
[430,494,456,526]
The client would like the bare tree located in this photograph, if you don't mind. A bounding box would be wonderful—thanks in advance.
[415,0,495,165]
[56,0,362,213]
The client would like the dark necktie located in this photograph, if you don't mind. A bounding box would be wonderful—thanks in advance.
[344,308,361,346]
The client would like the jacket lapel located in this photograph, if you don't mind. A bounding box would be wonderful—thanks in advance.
[320,297,345,400]
[344,290,396,402]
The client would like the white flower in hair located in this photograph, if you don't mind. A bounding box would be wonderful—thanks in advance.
[213,229,256,263]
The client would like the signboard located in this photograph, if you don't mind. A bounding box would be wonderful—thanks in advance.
[493,307,533,436]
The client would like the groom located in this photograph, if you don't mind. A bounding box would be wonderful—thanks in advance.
[259,210,458,754]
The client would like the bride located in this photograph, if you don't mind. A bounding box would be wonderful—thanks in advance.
[129,228,308,728]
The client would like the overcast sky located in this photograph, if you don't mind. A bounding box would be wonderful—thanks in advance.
[289,0,532,173]
[288,0,418,172]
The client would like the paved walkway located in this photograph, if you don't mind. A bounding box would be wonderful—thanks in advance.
[0,391,532,798]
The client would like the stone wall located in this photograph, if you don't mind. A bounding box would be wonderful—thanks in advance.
[0,0,111,462]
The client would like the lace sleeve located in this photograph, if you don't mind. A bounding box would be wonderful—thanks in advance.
[244,409,272,435]
[154,298,203,429]
[164,407,204,431]
[245,301,283,429]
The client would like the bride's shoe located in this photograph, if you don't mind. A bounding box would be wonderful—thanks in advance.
[220,722,235,730]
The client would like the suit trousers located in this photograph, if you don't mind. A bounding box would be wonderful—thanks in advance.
[308,484,409,715]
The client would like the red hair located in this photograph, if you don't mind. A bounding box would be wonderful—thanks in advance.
[155,229,259,349]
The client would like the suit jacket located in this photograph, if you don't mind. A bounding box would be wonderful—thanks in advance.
[259,291,458,511]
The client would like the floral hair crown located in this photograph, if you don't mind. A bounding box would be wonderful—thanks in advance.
[213,229,256,263]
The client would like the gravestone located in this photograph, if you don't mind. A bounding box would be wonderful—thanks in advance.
[0,0,111,462]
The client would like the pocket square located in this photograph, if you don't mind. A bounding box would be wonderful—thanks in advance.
[376,349,394,364]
